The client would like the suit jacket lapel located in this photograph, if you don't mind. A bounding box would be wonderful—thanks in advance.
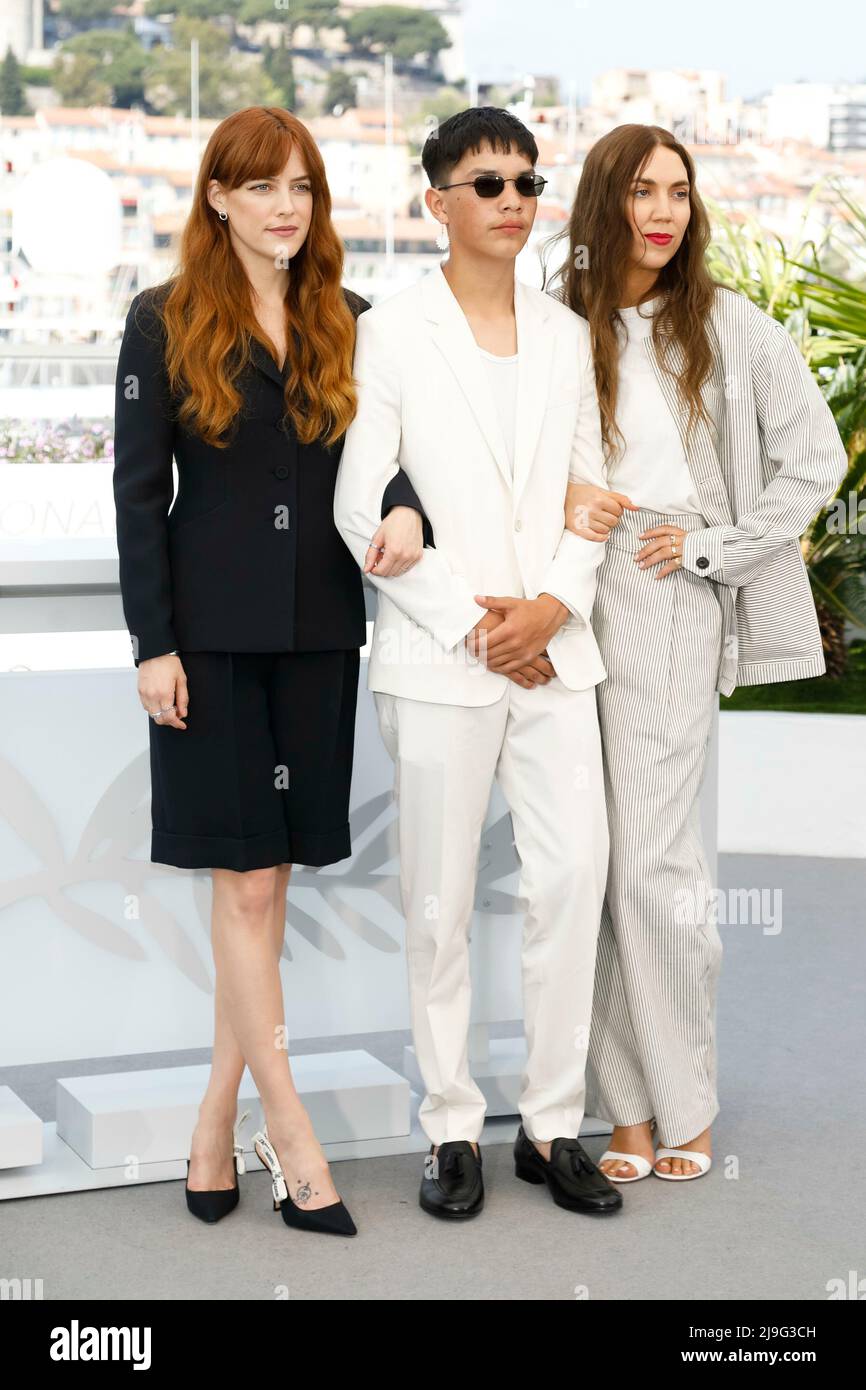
[644,330,734,530]
[512,278,554,509]
[249,334,288,390]
[644,325,740,690]
[423,266,514,491]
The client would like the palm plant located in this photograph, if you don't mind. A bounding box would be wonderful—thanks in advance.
[706,180,866,676]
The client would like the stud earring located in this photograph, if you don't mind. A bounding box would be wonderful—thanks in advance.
[218,209,228,221]
[436,221,449,251]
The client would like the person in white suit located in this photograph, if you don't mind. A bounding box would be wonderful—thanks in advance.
[333,108,620,1221]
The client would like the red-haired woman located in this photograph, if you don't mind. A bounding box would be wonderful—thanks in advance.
[552,125,846,1183]
[113,107,427,1237]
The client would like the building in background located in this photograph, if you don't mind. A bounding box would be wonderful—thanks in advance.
[0,0,43,64]
[765,81,866,153]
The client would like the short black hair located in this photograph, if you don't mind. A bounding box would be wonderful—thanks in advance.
[421,106,539,188]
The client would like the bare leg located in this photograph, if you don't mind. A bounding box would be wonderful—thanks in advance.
[187,863,293,1191]
[208,864,341,1210]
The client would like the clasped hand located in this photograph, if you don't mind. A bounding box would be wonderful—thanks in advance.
[363,506,567,688]
[466,594,569,687]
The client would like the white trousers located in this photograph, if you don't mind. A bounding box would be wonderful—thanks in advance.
[374,676,609,1144]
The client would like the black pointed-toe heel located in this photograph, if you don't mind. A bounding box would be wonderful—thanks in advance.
[252,1128,357,1237]
[185,1109,250,1224]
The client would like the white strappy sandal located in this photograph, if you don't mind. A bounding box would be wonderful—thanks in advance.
[251,1126,289,1208]
[599,1118,657,1183]
[598,1149,653,1182]
[232,1109,251,1174]
[653,1147,712,1180]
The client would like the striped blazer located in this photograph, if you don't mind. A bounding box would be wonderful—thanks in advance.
[602,285,849,695]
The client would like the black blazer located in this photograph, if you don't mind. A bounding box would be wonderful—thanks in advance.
[113,284,430,666]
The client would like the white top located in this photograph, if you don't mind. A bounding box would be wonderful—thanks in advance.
[571,295,703,515]
[478,345,519,479]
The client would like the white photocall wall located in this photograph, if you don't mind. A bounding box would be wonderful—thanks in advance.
[0,651,718,1068]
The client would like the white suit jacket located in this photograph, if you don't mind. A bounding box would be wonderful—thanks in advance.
[333,264,607,706]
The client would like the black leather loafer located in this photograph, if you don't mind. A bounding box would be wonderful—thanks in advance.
[513,1125,623,1214]
[419,1139,484,1219]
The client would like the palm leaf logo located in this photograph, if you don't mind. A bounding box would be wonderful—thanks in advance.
[0,757,522,991]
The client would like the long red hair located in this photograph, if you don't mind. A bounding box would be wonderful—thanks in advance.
[155,106,357,448]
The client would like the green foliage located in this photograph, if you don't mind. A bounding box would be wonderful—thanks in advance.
[344,5,451,65]
[54,52,112,106]
[19,65,54,86]
[143,0,244,18]
[0,45,29,115]
[144,16,282,115]
[722,641,866,712]
[236,0,341,30]
[263,31,295,110]
[55,29,147,108]
[405,87,466,152]
[56,0,120,20]
[322,67,358,115]
[706,181,866,674]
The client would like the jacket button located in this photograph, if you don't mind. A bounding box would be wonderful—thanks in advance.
[514,519,522,531]
[696,556,710,569]
[274,465,289,479]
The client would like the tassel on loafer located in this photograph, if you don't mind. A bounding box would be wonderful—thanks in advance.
[252,1127,357,1237]
[185,1109,251,1224]
[419,1139,484,1220]
[513,1124,623,1214]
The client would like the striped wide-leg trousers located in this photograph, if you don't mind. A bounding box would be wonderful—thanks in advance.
[584,507,725,1149]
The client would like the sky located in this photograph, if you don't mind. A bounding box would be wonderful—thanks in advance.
[462,0,866,103]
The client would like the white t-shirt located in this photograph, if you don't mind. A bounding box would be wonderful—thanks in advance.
[478,345,519,479]
[476,343,578,621]
[572,295,703,515]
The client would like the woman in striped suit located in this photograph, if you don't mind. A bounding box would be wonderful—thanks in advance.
[551,125,847,1181]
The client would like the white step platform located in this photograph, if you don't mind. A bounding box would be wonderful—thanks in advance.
[53,1050,410,1170]
[0,1086,43,1170]
[0,1085,614,1201]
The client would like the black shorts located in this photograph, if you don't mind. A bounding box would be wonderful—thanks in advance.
[148,648,360,872]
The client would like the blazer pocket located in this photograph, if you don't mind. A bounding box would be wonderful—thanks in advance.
[167,495,230,533]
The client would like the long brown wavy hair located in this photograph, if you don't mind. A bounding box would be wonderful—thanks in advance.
[545,124,724,466]
[153,106,357,448]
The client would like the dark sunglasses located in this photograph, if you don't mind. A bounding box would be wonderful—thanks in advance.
[435,173,548,198]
